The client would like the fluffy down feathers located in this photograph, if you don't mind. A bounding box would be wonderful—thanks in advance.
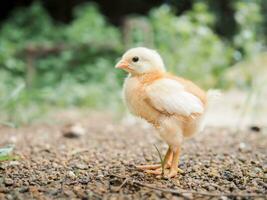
[146,79,204,116]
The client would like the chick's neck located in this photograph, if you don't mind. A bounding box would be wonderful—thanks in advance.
[130,70,165,85]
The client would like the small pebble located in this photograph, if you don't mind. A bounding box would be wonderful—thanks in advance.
[4,178,14,186]
[67,171,76,179]
[182,193,193,199]
[238,142,246,150]
[223,170,234,181]
[250,126,261,132]
[253,167,262,174]
[75,163,88,170]
[238,157,246,163]
[19,187,29,193]
[63,123,85,138]
[220,196,228,200]
[8,161,20,166]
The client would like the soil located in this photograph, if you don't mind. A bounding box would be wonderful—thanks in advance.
[0,113,266,200]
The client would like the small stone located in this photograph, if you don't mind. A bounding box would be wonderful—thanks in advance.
[0,161,20,169]
[8,161,20,166]
[250,126,261,132]
[4,178,14,186]
[209,168,219,178]
[182,193,193,199]
[6,194,13,200]
[207,185,215,191]
[79,178,89,184]
[97,174,104,179]
[96,170,104,180]
[238,157,246,163]
[220,196,228,200]
[251,160,259,165]
[73,185,82,194]
[223,170,234,181]
[238,142,246,150]
[9,136,17,143]
[63,123,85,138]
[253,167,262,174]
[19,187,29,193]
[136,172,145,178]
[67,171,76,179]
[52,163,59,168]
[75,163,88,170]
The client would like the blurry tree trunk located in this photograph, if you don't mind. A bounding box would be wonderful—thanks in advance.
[25,50,36,88]
[23,44,66,88]
[123,17,154,48]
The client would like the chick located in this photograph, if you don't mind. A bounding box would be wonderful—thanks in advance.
[115,47,212,178]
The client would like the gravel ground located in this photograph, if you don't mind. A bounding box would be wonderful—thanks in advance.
[0,113,266,200]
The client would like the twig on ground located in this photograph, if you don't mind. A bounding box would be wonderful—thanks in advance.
[113,177,131,192]
[132,180,267,198]
[110,173,267,199]
[109,174,192,200]
[132,180,193,200]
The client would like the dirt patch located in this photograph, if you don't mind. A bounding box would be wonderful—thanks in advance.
[0,114,266,199]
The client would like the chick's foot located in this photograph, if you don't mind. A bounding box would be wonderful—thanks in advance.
[164,167,184,178]
[135,164,162,170]
[145,168,164,175]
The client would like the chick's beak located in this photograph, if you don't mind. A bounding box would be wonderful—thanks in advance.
[115,60,130,70]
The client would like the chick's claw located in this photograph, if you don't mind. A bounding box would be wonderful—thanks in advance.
[163,167,184,178]
[135,164,162,170]
[145,169,163,175]
[144,167,184,178]
[165,170,178,178]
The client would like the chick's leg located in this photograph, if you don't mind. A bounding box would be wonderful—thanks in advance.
[163,147,173,168]
[166,147,183,178]
[142,147,173,175]
[136,147,172,173]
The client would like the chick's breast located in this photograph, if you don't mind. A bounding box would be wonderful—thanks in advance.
[123,76,161,125]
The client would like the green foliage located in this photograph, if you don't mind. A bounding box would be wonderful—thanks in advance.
[149,4,233,87]
[0,1,266,124]
[0,2,63,73]
[233,0,264,60]
[0,2,61,44]
[0,2,122,124]
[67,3,122,49]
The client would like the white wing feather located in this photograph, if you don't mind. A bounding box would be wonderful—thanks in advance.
[146,79,204,116]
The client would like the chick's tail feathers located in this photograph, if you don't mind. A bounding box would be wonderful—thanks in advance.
[207,89,221,107]
[198,89,221,133]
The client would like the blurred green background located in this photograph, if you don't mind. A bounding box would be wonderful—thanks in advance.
[0,0,266,125]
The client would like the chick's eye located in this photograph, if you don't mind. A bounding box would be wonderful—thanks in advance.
[132,56,139,62]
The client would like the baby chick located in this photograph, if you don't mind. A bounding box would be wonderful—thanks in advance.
[115,47,212,178]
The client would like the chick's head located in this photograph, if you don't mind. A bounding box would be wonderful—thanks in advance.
[115,47,166,75]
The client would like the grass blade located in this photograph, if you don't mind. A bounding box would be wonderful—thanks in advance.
[153,144,164,176]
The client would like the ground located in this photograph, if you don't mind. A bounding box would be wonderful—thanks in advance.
[0,112,266,200]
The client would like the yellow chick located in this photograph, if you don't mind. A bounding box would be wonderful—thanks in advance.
[116,47,214,178]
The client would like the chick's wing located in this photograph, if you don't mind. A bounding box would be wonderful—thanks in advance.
[145,79,204,116]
